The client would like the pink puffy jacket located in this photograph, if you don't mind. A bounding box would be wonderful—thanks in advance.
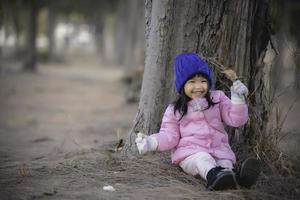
[152,90,248,164]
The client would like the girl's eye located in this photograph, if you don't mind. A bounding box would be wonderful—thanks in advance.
[188,80,195,83]
[202,80,207,83]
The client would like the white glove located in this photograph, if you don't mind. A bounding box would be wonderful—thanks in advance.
[135,132,158,154]
[230,80,249,104]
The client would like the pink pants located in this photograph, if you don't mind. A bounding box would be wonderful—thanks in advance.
[179,152,234,180]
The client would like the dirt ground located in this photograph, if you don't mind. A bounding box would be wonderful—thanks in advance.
[0,58,299,200]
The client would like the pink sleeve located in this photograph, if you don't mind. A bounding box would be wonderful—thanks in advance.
[219,91,248,127]
[152,105,180,151]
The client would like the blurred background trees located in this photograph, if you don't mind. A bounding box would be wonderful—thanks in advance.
[0,0,298,91]
[0,0,144,81]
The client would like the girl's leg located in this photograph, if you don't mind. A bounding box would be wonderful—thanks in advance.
[179,152,216,180]
[180,153,237,190]
[216,159,234,170]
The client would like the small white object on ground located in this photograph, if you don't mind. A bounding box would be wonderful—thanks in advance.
[103,185,116,192]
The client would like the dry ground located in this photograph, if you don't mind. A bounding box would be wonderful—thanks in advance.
[0,59,299,200]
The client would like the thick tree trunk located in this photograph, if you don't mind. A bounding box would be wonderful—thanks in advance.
[123,0,272,156]
[123,0,178,152]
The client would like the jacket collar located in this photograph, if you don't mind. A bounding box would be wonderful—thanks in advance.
[188,98,208,112]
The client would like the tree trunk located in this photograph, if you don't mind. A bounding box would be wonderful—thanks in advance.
[295,53,300,90]
[23,0,38,72]
[114,0,128,65]
[122,0,145,77]
[123,0,145,103]
[94,18,106,64]
[123,0,272,157]
[289,1,300,90]
[47,1,57,62]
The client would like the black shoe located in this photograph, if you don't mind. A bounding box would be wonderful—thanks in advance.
[237,158,261,188]
[206,166,237,191]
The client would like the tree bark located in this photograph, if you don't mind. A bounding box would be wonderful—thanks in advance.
[123,0,272,156]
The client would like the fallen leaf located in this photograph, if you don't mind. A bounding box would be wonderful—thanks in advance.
[19,164,29,177]
[222,68,238,82]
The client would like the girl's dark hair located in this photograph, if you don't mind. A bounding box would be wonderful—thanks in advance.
[173,74,218,120]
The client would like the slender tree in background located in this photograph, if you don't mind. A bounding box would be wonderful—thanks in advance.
[288,1,300,89]
[113,0,145,103]
[124,0,274,160]
[123,0,145,77]
[46,1,57,61]
[114,0,145,70]
[1,0,27,58]
[23,0,39,71]
[114,0,128,65]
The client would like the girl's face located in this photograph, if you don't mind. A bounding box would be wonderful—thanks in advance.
[184,74,208,99]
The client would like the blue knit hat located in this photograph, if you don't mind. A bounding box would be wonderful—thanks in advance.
[174,53,213,92]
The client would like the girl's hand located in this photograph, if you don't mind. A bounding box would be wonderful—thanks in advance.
[230,80,249,104]
[135,132,158,154]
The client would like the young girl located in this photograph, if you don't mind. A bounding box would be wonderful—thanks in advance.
[135,53,260,191]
